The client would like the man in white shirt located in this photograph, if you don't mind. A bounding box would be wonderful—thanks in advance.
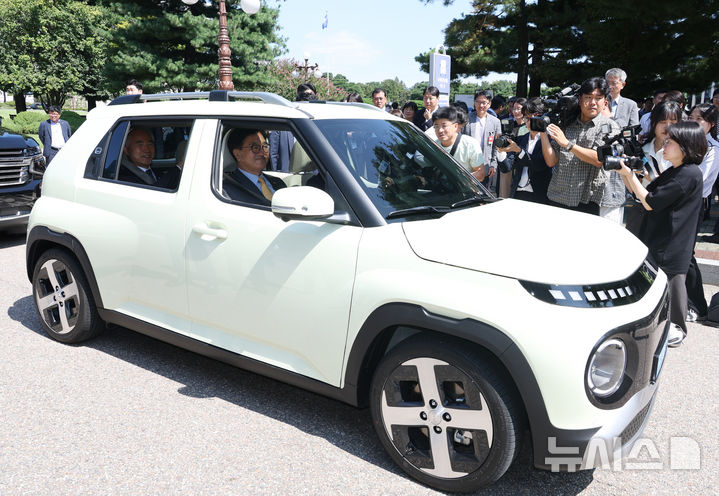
[465,90,502,193]
[433,106,485,182]
[38,105,72,165]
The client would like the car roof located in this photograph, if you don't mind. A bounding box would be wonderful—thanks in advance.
[88,91,405,123]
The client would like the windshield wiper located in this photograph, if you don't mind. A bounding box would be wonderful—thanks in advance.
[386,205,450,219]
[450,195,492,209]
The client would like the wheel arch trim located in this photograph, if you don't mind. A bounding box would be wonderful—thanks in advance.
[26,226,104,309]
[343,302,599,469]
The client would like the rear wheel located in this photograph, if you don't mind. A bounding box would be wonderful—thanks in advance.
[369,335,522,493]
[32,248,103,343]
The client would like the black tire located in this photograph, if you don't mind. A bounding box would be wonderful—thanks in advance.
[369,334,523,493]
[32,248,104,343]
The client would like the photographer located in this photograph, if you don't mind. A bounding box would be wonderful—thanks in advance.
[543,77,620,215]
[623,101,684,235]
[618,121,707,347]
[498,98,554,204]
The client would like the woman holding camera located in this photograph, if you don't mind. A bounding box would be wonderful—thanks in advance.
[624,101,684,235]
[619,121,707,347]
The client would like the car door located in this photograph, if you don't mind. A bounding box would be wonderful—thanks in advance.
[73,117,203,332]
[184,120,362,386]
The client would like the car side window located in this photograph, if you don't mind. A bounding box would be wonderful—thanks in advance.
[87,119,194,191]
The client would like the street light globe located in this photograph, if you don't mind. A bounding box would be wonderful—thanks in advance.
[181,0,199,4]
[240,0,261,14]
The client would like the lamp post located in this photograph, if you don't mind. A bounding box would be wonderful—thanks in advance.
[182,0,260,91]
[292,52,321,82]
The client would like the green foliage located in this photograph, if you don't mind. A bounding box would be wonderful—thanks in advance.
[60,110,86,132]
[421,0,719,99]
[97,0,286,93]
[3,110,46,134]
[261,59,346,101]
[0,0,109,107]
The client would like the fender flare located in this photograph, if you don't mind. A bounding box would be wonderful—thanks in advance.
[26,225,104,309]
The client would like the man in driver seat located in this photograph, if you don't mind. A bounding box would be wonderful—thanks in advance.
[223,129,286,206]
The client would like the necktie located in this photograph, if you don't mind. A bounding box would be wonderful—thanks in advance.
[258,175,273,201]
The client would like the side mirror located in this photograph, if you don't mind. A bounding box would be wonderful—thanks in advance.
[271,186,334,222]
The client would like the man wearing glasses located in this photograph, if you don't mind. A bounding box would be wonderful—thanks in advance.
[224,129,286,206]
[543,77,620,215]
[466,90,502,193]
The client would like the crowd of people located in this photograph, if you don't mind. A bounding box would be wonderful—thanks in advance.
[363,74,719,348]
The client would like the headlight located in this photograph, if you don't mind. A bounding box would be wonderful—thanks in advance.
[587,338,626,398]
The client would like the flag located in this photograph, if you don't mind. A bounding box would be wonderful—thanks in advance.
[322,12,328,30]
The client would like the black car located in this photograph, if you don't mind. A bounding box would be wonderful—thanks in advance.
[0,130,45,231]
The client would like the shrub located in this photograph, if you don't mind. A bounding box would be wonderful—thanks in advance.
[3,110,46,134]
[61,110,86,132]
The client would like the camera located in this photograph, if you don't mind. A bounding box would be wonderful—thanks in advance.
[494,119,514,148]
[543,84,581,129]
[529,116,551,133]
[598,125,645,171]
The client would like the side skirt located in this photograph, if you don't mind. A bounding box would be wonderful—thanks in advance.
[97,309,359,406]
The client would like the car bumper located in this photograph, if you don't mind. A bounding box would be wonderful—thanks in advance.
[0,179,41,228]
[534,300,670,472]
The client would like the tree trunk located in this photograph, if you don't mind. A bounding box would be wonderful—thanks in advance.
[14,92,27,114]
[86,96,97,111]
[516,0,529,98]
[529,43,544,97]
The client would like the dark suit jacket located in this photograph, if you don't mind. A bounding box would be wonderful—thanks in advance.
[38,119,72,159]
[157,166,182,189]
[504,133,553,204]
[223,169,286,206]
[413,108,436,131]
[269,130,294,172]
[118,156,159,186]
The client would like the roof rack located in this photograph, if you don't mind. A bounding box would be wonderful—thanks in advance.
[310,101,384,112]
[108,91,296,108]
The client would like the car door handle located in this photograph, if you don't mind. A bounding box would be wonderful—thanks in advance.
[192,223,228,240]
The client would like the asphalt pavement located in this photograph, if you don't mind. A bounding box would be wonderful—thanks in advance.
[1,232,718,495]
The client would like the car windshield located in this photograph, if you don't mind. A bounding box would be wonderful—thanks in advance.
[314,119,492,221]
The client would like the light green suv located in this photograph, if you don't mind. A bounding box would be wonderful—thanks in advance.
[26,91,669,492]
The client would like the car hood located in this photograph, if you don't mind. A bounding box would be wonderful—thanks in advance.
[401,199,648,285]
[0,131,33,150]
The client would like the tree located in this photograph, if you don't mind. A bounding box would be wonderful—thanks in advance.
[422,0,719,99]
[262,59,346,101]
[0,0,108,112]
[96,0,286,93]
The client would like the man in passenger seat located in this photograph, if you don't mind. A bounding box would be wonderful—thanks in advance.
[119,128,159,185]
[223,129,286,206]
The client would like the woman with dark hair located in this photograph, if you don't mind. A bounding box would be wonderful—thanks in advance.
[342,91,363,103]
[500,97,553,204]
[511,97,528,137]
[619,121,708,347]
[401,101,418,122]
[624,101,685,234]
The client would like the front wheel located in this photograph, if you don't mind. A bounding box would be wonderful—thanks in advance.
[369,335,523,493]
[32,248,104,343]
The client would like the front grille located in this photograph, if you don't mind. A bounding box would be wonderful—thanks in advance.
[0,149,31,186]
[620,402,651,443]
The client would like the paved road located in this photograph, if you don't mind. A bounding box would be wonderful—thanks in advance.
[1,232,718,495]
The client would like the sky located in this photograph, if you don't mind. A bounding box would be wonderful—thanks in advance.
[270,0,513,87]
